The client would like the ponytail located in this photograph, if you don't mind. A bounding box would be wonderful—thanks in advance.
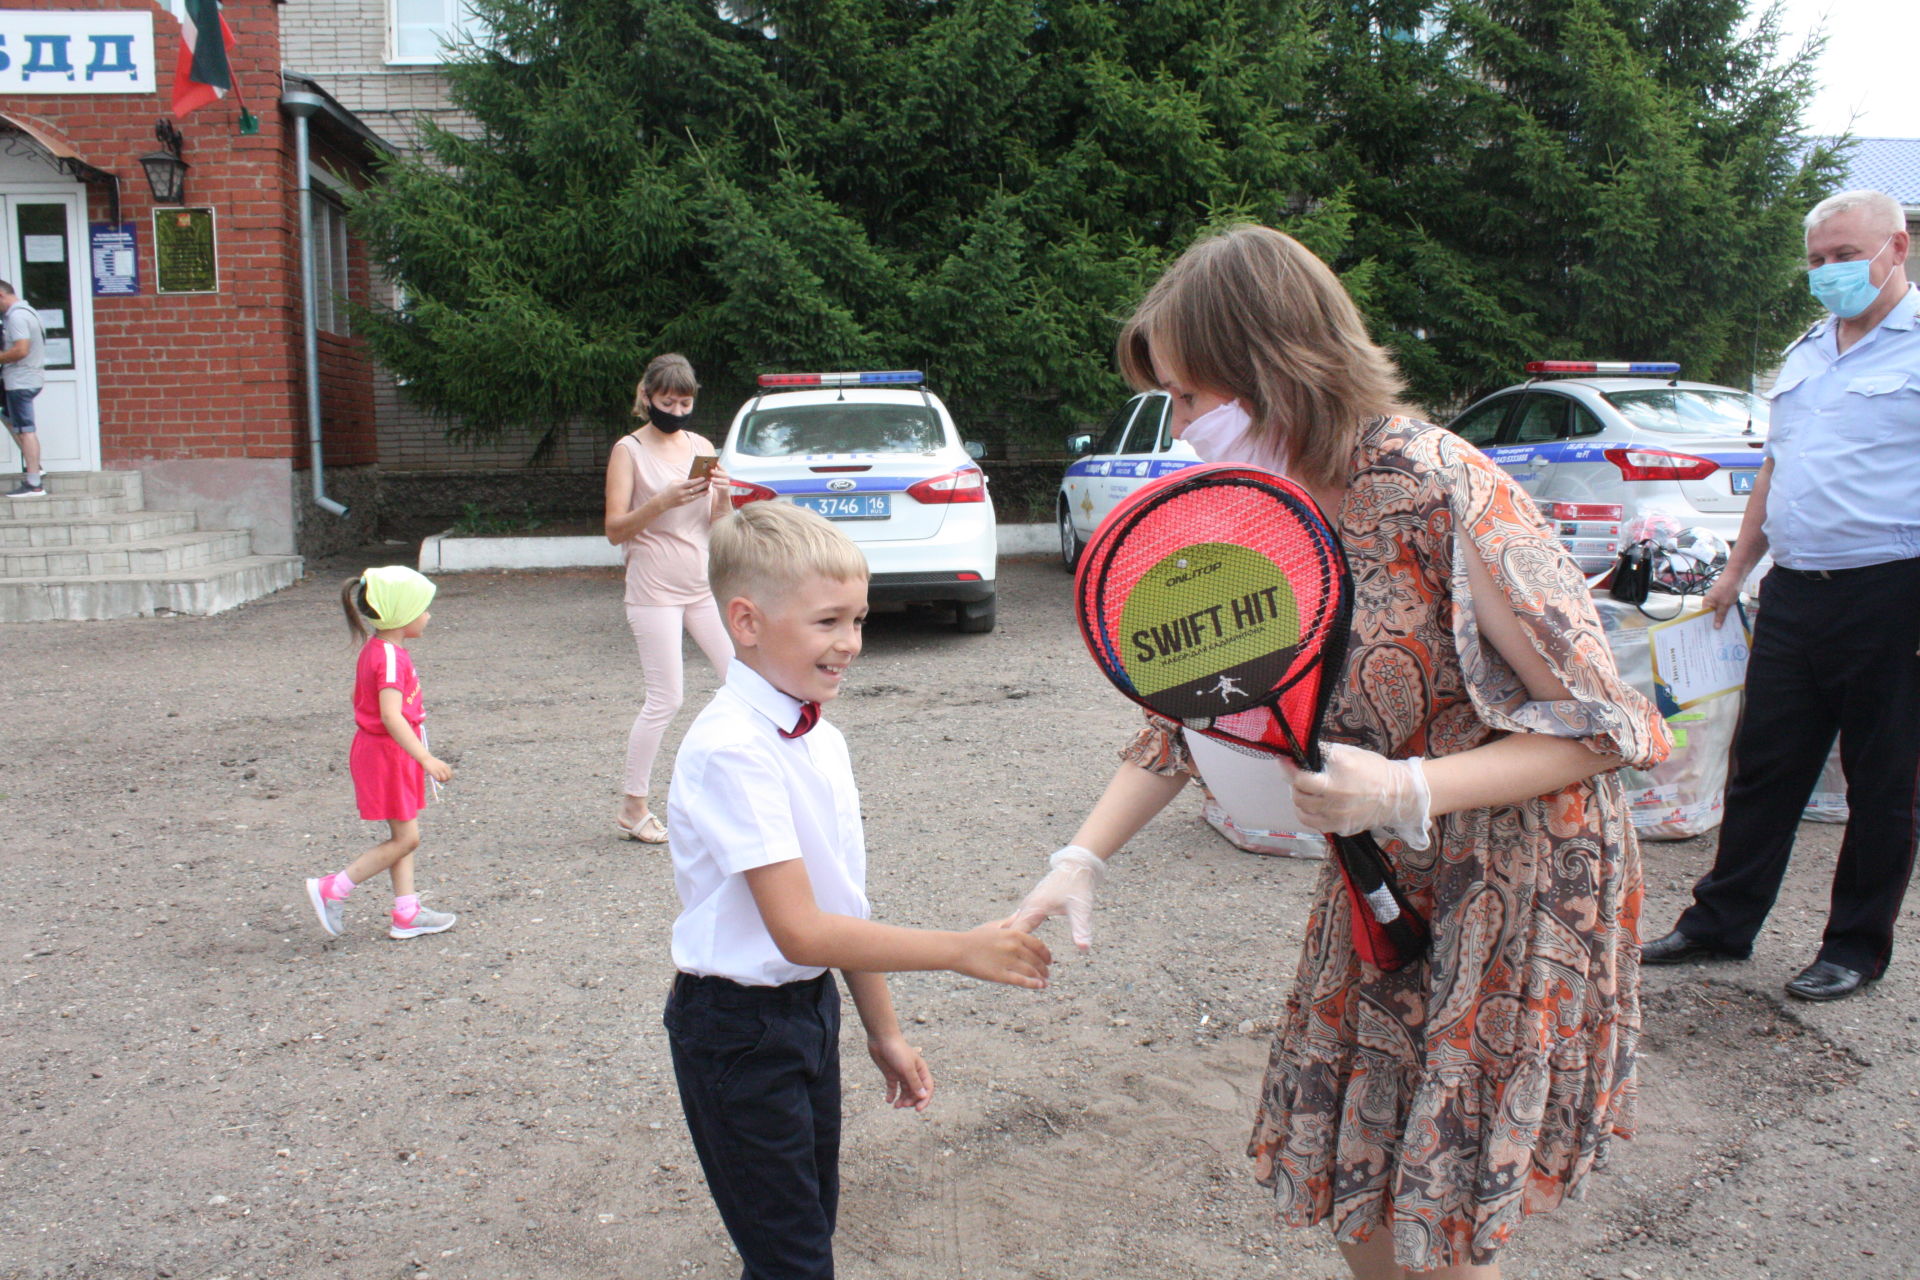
[341,576,371,641]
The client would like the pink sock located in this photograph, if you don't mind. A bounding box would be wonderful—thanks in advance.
[393,894,420,927]
[319,872,355,901]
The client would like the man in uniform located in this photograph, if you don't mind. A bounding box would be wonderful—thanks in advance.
[1643,189,1919,1001]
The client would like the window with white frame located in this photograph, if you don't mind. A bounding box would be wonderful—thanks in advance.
[389,0,485,64]
[309,188,351,335]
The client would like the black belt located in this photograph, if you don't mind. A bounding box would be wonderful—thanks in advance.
[1772,559,1915,582]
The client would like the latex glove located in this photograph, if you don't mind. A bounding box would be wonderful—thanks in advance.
[1288,743,1432,850]
[1004,845,1107,952]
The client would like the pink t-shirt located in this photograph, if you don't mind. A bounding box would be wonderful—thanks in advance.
[353,636,424,736]
[617,432,721,607]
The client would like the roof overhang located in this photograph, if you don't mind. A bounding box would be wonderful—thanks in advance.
[0,111,122,220]
[280,72,397,165]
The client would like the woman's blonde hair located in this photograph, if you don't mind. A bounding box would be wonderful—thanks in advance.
[1117,224,1410,492]
[710,501,869,609]
[632,352,700,420]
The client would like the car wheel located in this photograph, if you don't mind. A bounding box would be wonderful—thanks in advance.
[955,593,997,634]
[1058,499,1082,572]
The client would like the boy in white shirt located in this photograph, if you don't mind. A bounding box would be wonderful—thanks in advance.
[665,501,1049,1279]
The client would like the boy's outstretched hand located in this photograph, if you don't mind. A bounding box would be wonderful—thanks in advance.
[867,1035,934,1111]
[953,924,1052,989]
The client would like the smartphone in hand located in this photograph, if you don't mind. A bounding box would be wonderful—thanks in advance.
[689,455,718,482]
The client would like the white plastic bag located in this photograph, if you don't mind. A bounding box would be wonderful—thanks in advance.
[1201,791,1327,859]
[1594,597,1742,840]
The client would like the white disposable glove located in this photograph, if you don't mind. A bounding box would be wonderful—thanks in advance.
[1289,743,1432,850]
[1004,845,1108,952]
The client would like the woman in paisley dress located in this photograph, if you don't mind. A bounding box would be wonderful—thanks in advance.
[1007,225,1670,1279]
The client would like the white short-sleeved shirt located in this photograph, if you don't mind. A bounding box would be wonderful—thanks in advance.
[666,661,869,986]
[1764,283,1920,570]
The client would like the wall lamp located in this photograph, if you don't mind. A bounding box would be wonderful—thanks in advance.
[139,120,189,204]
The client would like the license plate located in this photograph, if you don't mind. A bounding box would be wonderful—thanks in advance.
[796,493,891,521]
[1729,470,1757,495]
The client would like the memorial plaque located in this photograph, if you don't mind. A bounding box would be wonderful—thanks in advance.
[152,206,217,294]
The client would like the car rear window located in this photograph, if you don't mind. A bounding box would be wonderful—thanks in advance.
[736,403,945,456]
[1600,388,1769,436]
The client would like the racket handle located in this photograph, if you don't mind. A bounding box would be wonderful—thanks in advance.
[1330,832,1430,971]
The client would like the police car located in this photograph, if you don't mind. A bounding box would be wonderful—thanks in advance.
[719,371,999,632]
[1448,362,1770,573]
[1058,367,1768,578]
[1056,390,1196,569]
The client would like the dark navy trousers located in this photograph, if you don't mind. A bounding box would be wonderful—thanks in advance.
[1675,557,1920,976]
[664,971,842,1280]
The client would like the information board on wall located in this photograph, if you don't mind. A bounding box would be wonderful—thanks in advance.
[0,11,155,96]
[90,222,139,296]
[152,207,217,294]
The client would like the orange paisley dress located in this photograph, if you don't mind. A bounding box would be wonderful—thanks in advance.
[1124,416,1671,1271]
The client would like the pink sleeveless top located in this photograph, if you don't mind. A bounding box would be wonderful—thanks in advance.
[617,432,720,607]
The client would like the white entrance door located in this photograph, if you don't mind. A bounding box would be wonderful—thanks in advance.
[0,189,98,473]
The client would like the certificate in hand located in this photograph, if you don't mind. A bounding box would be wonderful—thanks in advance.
[1183,729,1304,833]
[1647,607,1751,710]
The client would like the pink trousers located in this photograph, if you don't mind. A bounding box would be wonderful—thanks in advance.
[625,598,733,798]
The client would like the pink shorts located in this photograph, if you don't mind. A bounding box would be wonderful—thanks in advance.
[350,730,425,821]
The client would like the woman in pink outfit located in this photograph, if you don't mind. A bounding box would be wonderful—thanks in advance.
[604,354,734,842]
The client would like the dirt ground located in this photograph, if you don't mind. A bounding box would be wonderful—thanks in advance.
[4,554,1917,1280]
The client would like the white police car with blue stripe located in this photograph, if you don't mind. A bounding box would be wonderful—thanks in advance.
[719,371,999,632]
[1448,362,1769,573]
[1056,391,1197,569]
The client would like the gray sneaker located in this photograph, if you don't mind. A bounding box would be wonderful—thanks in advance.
[5,479,46,498]
[305,878,345,936]
[389,904,457,939]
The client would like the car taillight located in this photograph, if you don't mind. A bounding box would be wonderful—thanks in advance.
[905,468,986,504]
[728,480,777,509]
[1602,447,1719,482]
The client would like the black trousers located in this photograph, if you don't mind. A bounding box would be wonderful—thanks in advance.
[1676,557,1920,976]
[664,971,842,1280]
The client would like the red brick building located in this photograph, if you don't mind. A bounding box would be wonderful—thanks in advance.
[0,0,382,567]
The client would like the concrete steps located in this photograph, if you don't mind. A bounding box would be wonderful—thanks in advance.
[0,471,302,622]
[0,510,201,547]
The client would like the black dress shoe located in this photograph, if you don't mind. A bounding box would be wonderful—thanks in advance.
[1639,929,1738,965]
[1784,960,1875,1002]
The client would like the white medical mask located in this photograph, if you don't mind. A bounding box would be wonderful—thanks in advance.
[1180,399,1288,473]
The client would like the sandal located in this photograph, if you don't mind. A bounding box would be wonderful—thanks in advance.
[616,812,669,844]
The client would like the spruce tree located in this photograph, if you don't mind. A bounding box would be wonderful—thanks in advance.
[350,0,1328,444]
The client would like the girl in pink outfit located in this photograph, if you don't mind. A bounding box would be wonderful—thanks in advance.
[604,354,734,843]
[304,566,458,941]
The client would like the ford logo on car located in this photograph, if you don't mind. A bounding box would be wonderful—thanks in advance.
[827,478,856,491]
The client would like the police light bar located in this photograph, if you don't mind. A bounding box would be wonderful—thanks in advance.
[757,370,925,388]
[1525,361,1681,376]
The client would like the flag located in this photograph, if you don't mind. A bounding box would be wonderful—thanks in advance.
[172,0,236,118]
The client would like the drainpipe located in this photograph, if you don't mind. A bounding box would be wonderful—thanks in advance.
[280,91,348,517]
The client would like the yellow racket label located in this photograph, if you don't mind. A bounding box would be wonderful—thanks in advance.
[1117,542,1300,715]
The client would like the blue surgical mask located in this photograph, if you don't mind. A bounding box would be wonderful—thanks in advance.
[1807,235,1894,318]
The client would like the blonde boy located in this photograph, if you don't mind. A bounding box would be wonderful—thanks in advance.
[663,501,1048,1279]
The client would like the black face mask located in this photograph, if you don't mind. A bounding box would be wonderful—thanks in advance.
[649,404,692,433]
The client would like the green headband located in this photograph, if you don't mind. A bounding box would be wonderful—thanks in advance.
[362,565,436,632]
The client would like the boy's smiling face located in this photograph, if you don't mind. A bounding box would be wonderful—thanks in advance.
[731,573,868,705]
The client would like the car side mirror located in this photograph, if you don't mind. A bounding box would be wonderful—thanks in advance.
[1066,432,1093,457]
[963,440,985,460]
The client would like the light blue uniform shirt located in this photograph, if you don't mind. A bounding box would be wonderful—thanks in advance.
[1764,283,1920,570]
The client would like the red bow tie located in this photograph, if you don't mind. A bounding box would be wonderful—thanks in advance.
[779,702,821,739]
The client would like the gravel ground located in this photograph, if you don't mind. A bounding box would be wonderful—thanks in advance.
[3,553,1916,1280]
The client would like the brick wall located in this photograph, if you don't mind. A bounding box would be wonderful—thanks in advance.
[279,0,479,148]
[1,0,306,466]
